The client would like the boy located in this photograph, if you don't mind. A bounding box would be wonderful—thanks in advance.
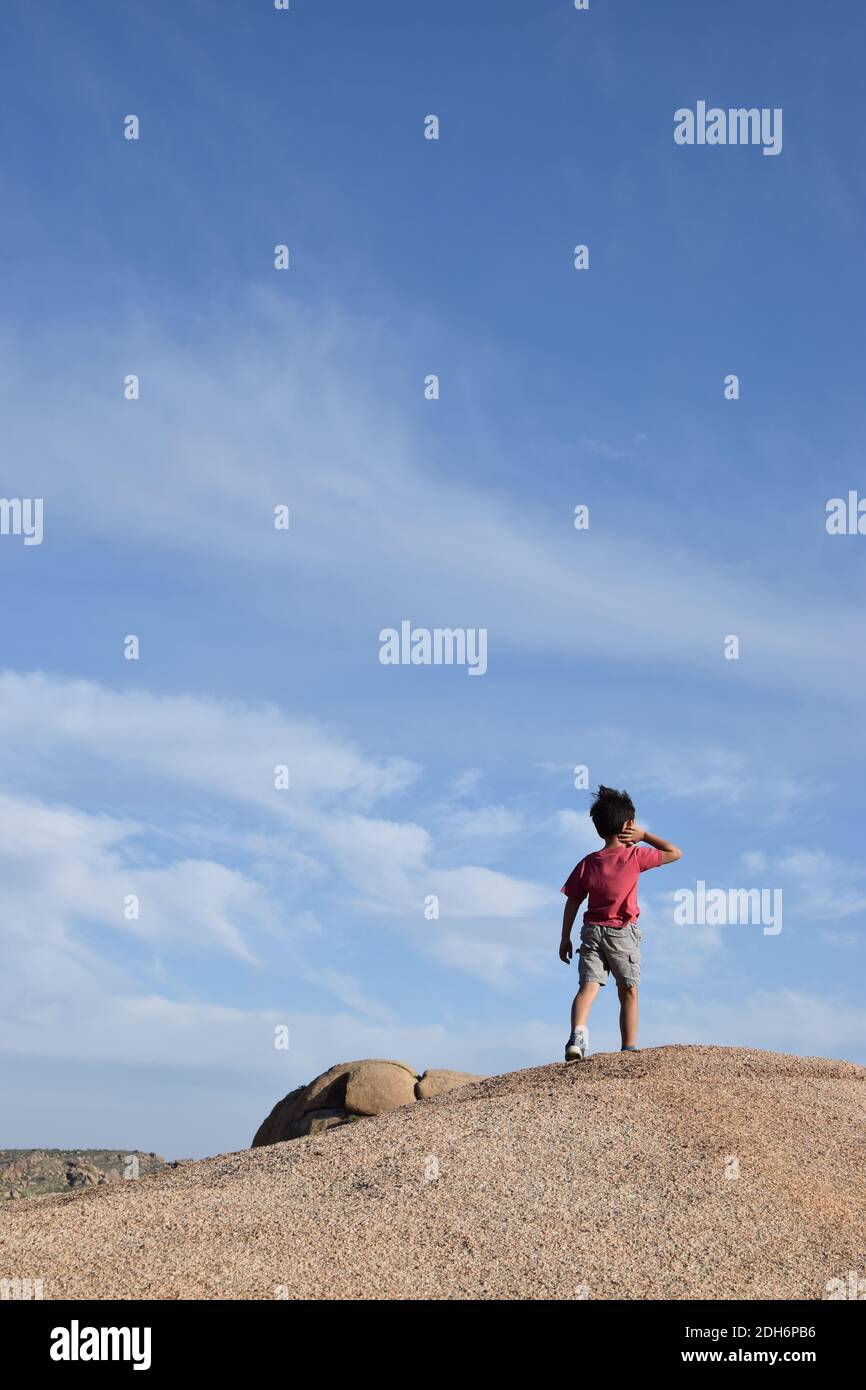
[559,785,681,1060]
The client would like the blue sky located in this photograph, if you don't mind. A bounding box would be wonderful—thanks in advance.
[2,0,865,1160]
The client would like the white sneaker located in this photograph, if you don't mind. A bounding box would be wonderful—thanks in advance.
[565,1027,588,1061]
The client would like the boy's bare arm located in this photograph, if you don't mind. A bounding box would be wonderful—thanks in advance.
[618,822,682,864]
[559,895,584,962]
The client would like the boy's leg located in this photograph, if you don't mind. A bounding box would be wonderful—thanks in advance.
[616,981,638,1048]
[604,925,641,1049]
[566,926,605,1059]
[571,981,600,1031]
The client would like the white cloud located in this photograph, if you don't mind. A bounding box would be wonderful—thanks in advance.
[814,927,861,950]
[553,809,601,854]
[431,865,553,919]
[780,850,833,878]
[427,930,545,990]
[0,671,417,814]
[444,804,523,840]
[579,436,623,460]
[5,298,866,701]
[302,967,395,1023]
[0,674,558,992]
[0,793,272,963]
[645,988,866,1060]
[778,849,866,920]
[633,747,753,806]
[312,811,431,907]
[450,768,483,797]
[741,851,768,872]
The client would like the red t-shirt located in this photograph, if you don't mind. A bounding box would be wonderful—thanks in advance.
[561,844,663,927]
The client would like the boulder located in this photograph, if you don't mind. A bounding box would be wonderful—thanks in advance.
[415,1069,484,1100]
[65,1159,102,1190]
[252,1059,420,1147]
[251,1084,307,1149]
[343,1061,418,1116]
[301,1108,356,1137]
[303,1058,417,1112]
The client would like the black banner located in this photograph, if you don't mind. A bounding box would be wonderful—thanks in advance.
[3,1298,861,1373]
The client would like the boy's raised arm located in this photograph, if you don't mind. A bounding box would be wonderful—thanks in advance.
[618,822,682,864]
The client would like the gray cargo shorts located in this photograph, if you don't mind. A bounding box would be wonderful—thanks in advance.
[578,922,642,989]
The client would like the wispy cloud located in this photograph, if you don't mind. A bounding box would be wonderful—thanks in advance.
[646,989,866,1059]
[0,671,557,998]
[5,299,866,702]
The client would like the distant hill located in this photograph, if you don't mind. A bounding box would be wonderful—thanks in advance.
[1,1047,863,1299]
[1,1150,166,1201]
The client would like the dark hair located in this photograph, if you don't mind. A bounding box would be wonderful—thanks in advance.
[590,785,635,839]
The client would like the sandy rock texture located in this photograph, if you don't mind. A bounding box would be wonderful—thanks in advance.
[2,1047,864,1301]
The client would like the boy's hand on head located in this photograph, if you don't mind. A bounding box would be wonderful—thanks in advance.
[617,821,645,845]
